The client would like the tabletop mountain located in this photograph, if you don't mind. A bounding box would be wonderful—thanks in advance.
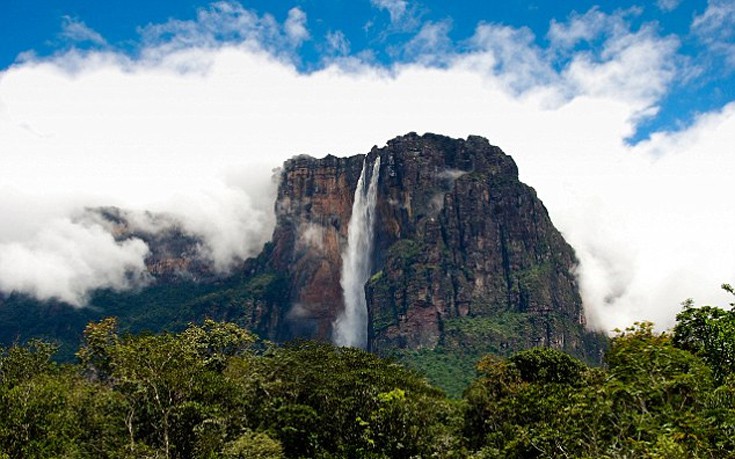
[0,133,605,388]
[264,132,603,364]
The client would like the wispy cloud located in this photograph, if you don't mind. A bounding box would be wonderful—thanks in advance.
[401,20,452,63]
[692,0,735,67]
[371,0,409,25]
[547,7,626,51]
[324,30,351,56]
[137,1,309,63]
[59,17,107,46]
[369,0,422,33]
[657,0,682,13]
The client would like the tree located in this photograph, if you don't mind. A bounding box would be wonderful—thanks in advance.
[225,340,460,458]
[673,287,735,382]
[76,318,257,459]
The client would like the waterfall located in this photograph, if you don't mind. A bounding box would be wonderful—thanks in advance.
[333,156,381,349]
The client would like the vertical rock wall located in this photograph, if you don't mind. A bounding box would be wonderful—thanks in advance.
[268,133,599,360]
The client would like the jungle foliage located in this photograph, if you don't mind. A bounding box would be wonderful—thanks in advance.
[3,288,735,458]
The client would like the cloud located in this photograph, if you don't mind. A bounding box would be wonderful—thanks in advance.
[284,8,309,46]
[692,0,735,67]
[547,7,619,50]
[59,17,108,46]
[324,31,350,56]
[371,0,409,24]
[561,102,735,330]
[136,1,308,63]
[657,0,682,12]
[0,218,149,305]
[370,0,422,33]
[0,5,733,333]
[402,20,453,63]
[467,23,555,92]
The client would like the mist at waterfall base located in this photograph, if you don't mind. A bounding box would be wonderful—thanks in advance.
[333,158,381,349]
[1,8,735,333]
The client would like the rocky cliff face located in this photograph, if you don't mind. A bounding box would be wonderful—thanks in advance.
[267,133,600,360]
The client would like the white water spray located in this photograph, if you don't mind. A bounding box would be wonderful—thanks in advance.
[334,157,381,349]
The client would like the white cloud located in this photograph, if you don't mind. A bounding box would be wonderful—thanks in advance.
[692,0,735,66]
[325,30,350,56]
[136,1,308,62]
[0,6,733,334]
[0,218,149,305]
[465,23,555,92]
[371,0,409,24]
[563,102,735,330]
[369,0,422,33]
[657,0,682,12]
[547,8,618,50]
[563,25,679,108]
[402,20,452,63]
[60,17,108,46]
[284,7,309,46]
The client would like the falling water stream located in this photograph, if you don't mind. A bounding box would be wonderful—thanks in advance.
[333,157,381,349]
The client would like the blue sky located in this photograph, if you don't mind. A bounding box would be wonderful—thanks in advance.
[1,0,734,331]
[1,0,732,141]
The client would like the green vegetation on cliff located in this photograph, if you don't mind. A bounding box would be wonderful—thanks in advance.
[396,313,607,398]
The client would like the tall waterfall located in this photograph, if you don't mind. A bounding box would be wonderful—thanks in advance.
[333,157,381,349]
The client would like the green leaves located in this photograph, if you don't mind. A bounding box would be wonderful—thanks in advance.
[509,347,586,386]
[462,315,735,458]
[673,299,735,383]
[227,340,457,458]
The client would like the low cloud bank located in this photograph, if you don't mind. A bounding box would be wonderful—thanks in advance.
[0,3,733,331]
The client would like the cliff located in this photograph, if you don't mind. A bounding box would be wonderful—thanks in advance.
[266,133,603,362]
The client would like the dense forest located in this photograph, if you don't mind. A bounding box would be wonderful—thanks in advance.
[2,287,735,458]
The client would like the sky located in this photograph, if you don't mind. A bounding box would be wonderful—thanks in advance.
[0,0,734,332]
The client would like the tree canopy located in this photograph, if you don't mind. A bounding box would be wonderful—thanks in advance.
[1,287,735,458]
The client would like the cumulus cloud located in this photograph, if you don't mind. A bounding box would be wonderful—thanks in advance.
[466,23,555,92]
[284,8,309,45]
[0,4,733,333]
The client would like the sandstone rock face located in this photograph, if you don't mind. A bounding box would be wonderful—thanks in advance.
[268,133,597,360]
[267,155,366,340]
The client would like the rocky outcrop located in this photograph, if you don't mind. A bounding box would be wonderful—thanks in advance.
[267,133,600,360]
